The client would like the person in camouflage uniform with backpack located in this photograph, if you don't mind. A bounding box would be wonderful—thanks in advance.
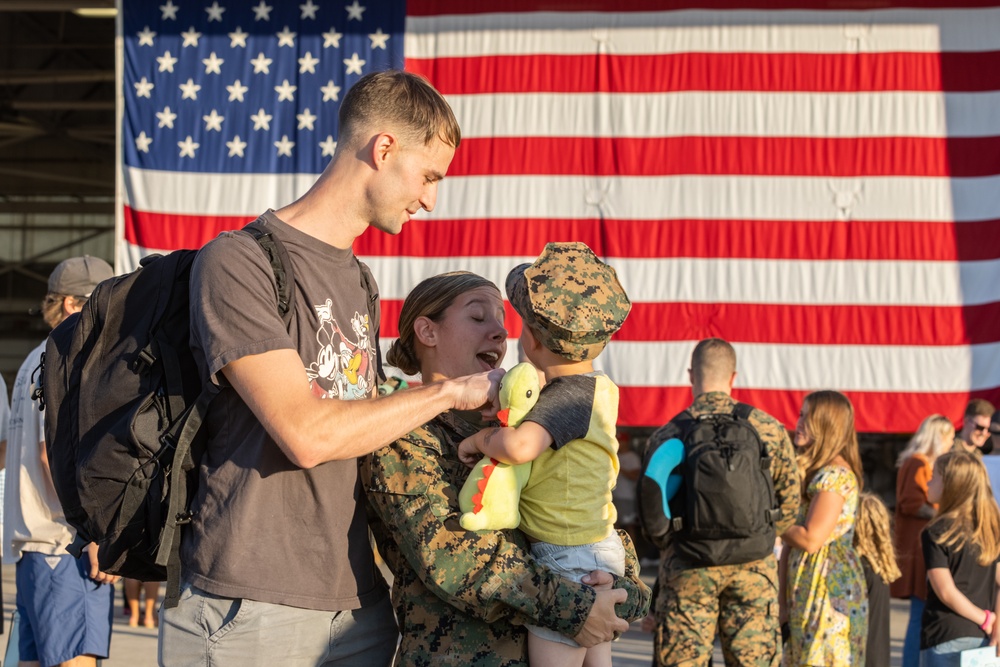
[361,270,650,666]
[646,338,800,667]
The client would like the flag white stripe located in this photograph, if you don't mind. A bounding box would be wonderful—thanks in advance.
[361,255,1000,308]
[378,338,1000,393]
[406,9,1000,56]
[124,168,1000,223]
[448,91,1000,139]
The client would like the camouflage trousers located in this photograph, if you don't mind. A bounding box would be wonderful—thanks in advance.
[654,558,780,667]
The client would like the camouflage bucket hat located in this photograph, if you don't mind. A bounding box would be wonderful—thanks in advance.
[505,242,631,362]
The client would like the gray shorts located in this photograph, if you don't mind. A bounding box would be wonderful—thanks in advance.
[525,533,626,647]
[159,582,398,666]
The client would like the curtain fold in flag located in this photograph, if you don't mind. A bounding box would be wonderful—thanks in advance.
[118,0,1000,432]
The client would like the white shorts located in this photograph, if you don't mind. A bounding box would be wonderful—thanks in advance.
[524,533,626,647]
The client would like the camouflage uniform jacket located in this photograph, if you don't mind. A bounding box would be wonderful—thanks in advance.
[362,409,650,667]
[651,391,800,579]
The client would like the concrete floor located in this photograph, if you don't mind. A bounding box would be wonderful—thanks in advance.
[0,564,909,666]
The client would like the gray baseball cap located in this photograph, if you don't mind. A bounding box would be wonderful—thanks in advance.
[47,255,114,297]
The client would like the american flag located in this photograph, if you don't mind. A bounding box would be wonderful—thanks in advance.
[119,1,1000,432]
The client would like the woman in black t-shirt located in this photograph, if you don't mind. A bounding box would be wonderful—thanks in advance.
[920,450,1000,666]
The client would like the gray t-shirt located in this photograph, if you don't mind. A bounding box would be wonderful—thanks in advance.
[185,210,385,611]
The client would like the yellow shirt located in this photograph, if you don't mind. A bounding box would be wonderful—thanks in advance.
[518,372,620,546]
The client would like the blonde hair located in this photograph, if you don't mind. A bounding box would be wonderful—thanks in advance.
[928,450,1000,565]
[41,293,86,329]
[386,272,500,375]
[897,414,954,467]
[798,390,864,496]
[338,69,461,150]
[690,338,736,386]
[854,492,901,584]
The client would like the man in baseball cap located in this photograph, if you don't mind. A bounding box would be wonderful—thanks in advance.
[40,255,113,328]
[4,255,118,667]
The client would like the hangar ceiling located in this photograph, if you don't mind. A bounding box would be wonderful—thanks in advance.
[0,1,116,380]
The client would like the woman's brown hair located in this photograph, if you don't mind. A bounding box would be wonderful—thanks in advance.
[928,450,1000,565]
[386,271,500,375]
[798,390,864,496]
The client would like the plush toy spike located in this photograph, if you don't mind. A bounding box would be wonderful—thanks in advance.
[458,363,539,531]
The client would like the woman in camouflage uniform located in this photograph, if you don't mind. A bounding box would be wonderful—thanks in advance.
[361,271,650,667]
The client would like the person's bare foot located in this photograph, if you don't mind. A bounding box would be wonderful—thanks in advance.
[144,615,157,629]
[128,614,139,628]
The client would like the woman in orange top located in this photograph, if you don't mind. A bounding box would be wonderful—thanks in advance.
[892,414,955,667]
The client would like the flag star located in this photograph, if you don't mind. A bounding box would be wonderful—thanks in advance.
[297,108,317,130]
[156,106,177,128]
[133,76,154,98]
[229,27,248,48]
[322,28,343,48]
[203,109,224,131]
[274,79,297,102]
[226,79,249,102]
[156,50,178,73]
[300,0,319,19]
[135,131,153,153]
[178,135,200,158]
[250,52,273,74]
[160,0,178,20]
[179,78,202,100]
[274,135,295,157]
[227,135,247,157]
[137,26,156,46]
[345,1,365,21]
[252,0,272,21]
[251,108,272,131]
[319,135,337,157]
[298,51,320,74]
[368,28,389,50]
[320,80,341,102]
[202,52,224,75]
[276,26,296,47]
[343,53,365,75]
[205,1,225,22]
[181,27,202,48]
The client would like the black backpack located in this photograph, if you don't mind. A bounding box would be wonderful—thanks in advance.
[38,219,378,601]
[638,403,779,567]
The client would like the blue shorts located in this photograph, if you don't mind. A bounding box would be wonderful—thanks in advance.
[15,552,115,667]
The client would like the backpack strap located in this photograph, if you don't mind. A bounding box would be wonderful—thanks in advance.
[244,220,295,327]
[732,402,754,421]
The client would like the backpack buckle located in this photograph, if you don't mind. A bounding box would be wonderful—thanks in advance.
[132,348,156,372]
[174,510,194,525]
[670,517,684,532]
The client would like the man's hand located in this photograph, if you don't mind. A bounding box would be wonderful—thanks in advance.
[84,543,120,585]
[448,368,504,413]
[641,613,657,633]
[573,588,628,648]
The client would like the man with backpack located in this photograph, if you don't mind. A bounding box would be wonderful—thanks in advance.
[157,70,502,666]
[3,256,118,667]
[641,338,800,666]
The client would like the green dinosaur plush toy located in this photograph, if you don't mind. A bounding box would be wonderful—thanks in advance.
[458,362,539,531]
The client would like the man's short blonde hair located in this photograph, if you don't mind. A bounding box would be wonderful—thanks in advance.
[690,338,737,386]
[338,69,461,149]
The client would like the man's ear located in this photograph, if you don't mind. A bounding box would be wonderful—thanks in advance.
[413,315,436,347]
[371,132,398,170]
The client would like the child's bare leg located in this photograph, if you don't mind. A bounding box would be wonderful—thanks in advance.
[125,578,141,627]
[527,632,587,667]
[142,581,160,627]
[582,640,612,667]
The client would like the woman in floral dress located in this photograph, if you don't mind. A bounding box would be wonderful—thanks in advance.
[781,390,868,666]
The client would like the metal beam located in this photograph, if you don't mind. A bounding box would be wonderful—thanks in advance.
[0,1,114,10]
[0,201,112,215]
[8,100,114,111]
[0,70,114,85]
[0,167,111,189]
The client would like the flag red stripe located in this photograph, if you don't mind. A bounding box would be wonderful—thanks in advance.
[450,136,1000,178]
[380,300,1000,346]
[410,52,1000,95]
[616,385,1000,431]
[407,1,1000,14]
[125,207,1000,262]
